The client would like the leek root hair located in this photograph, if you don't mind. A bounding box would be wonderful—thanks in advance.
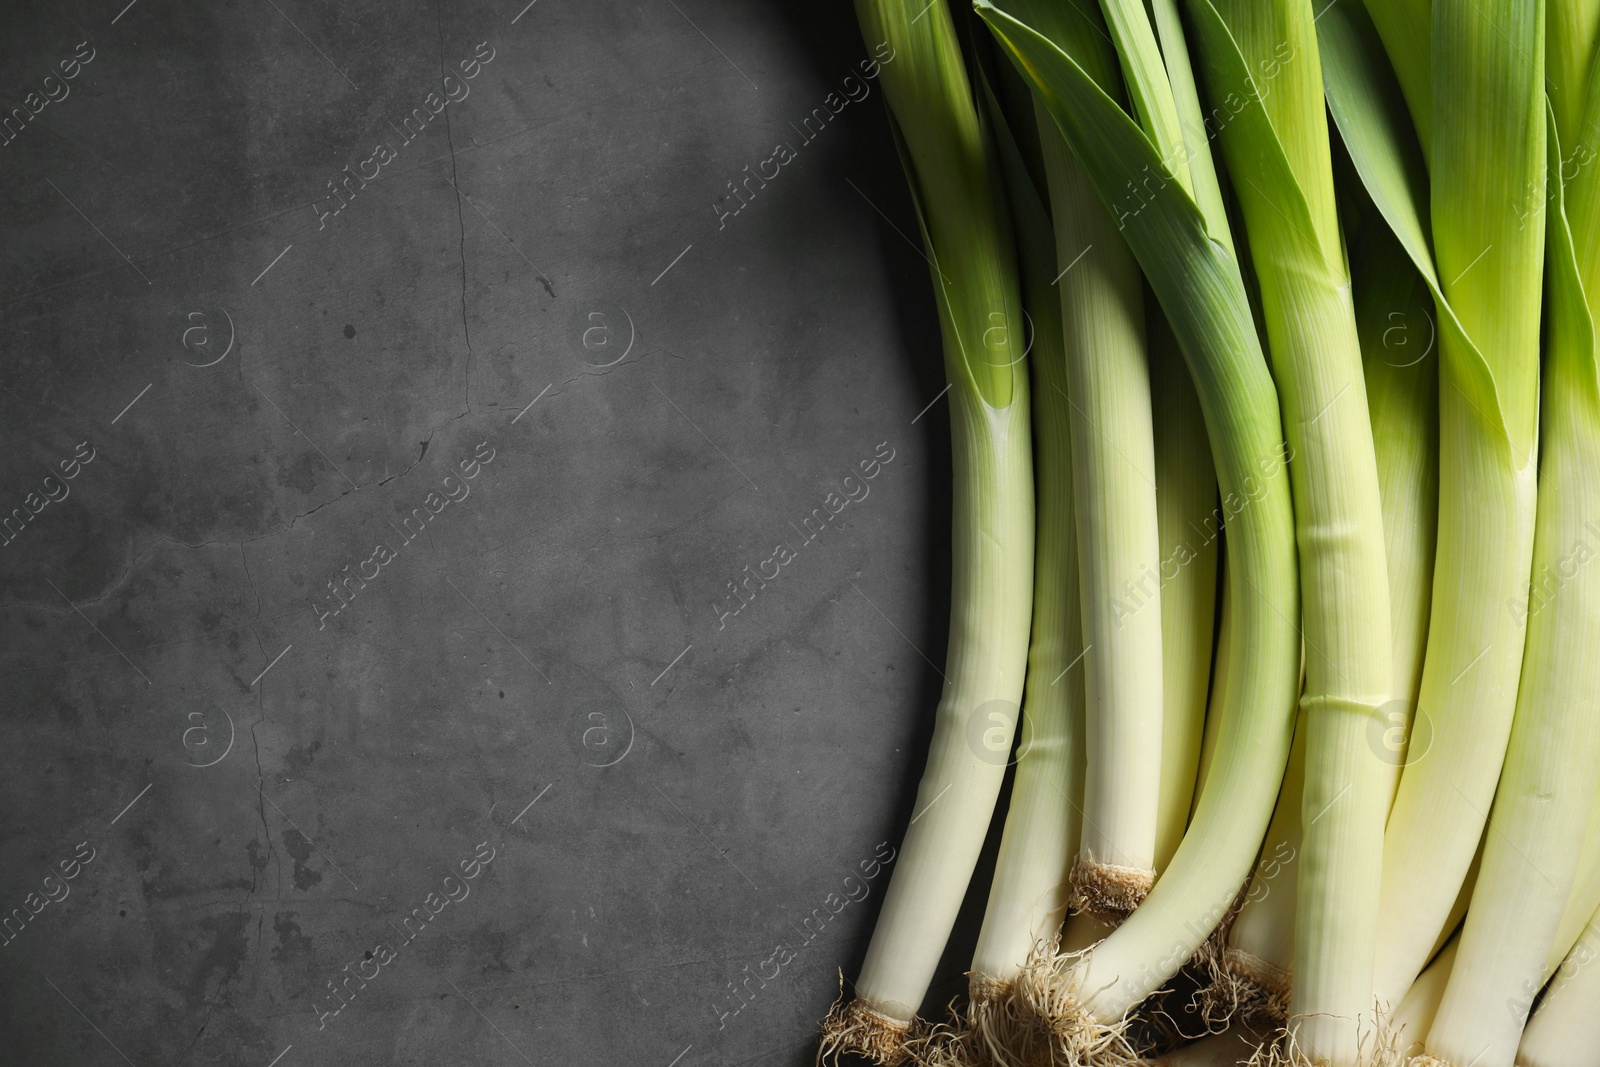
[1196,948,1290,1032]
[899,972,1049,1067]
[819,974,917,1067]
[899,1020,971,1067]
[1001,943,1147,1067]
[964,973,1023,1067]
[1242,1012,1409,1067]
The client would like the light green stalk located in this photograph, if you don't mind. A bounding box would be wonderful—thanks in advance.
[1360,0,1432,158]
[1041,34,1167,922]
[819,3,1034,1059]
[1098,0,1194,204]
[1213,188,1442,1031]
[1149,309,1219,874]
[1562,6,1600,299]
[977,0,1302,1034]
[967,60,1083,1000]
[1181,4,1393,1061]
[1148,0,1224,872]
[1549,0,1600,153]
[1422,11,1600,1066]
[1148,0,1235,260]
[1317,0,1547,1013]
[1356,225,1440,807]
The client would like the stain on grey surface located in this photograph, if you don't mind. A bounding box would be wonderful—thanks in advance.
[273,911,315,964]
[185,910,251,1003]
[282,828,325,892]
[283,740,321,779]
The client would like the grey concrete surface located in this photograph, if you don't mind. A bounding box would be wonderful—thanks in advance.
[0,2,1000,1064]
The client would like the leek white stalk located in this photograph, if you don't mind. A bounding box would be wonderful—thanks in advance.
[1430,835,1486,965]
[1502,796,1600,1067]
[1399,860,1573,1067]
[1521,853,1600,1067]
[1317,0,1547,1014]
[1517,907,1600,1067]
[1149,309,1220,874]
[1419,872,1600,1067]
[1061,909,1117,955]
[956,63,1085,1062]
[977,1,1302,1052]
[1419,12,1600,1065]
[1044,38,1167,924]
[1145,0,1225,875]
[1207,187,1442,1034]
[1213,712,1305,1027]
[818,2,1034,1060]
[1392,934,1459,1058]
[1182,4,1394,1061]
[1536,19,1600,993]
[1414,796,1600,1062]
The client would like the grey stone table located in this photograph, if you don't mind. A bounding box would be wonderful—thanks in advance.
[0,1,996,1063]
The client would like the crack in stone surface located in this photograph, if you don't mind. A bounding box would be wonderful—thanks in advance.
[437,0,475,417]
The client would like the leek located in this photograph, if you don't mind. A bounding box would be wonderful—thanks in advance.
[1412,810,1600,1067]
[1359,0,1432,158]
[1149,308,1220,875]
[1356,217,1440,809]
[977,0,1302,1053]
[1211,712,1304,1028]
[1392,934,1459,1059]
[1519,900,1600,1067]
[1544,790,1600,981]
[1205,172,1442,1037]
[1144,0,1225,878]
[1419,9,1600,1065]
[1407,814,1600,1067]
[956,60,1085,1064]
[1181,3,1395,1060]
[818,1,1035,1060]
[1318,0,1548,1014]
[1047,58,1166,927]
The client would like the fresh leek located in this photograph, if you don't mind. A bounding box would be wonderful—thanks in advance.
[818,1,1035,1060]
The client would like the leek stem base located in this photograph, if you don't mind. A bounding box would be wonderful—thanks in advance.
[1069,859,1156,924]
[1197,948,1290,1031]
[817,986,917,1067]
[1237,1008,1413,1067]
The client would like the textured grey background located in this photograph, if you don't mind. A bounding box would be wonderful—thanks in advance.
[0,1,1001,1064]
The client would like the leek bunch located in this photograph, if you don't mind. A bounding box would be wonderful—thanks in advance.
[816,2,1600,1065]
